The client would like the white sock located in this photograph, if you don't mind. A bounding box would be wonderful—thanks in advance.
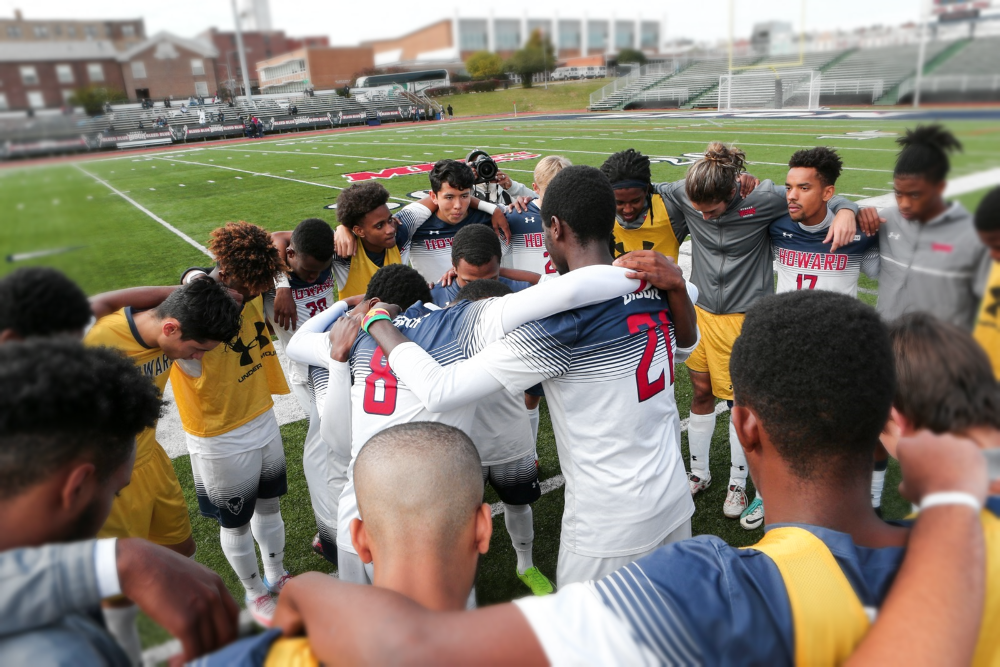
[220,523,268,599]
[729,416,748,489]
[250,498,286,583]
[527,406,540,446]
[504,503,534,573]
[687,410,716,479]
[871,468,887,508]
[102,604,141,666]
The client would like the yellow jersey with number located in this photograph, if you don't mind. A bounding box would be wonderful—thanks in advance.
[340,245,403,300]
[612,194,681,263]
[170,295,289,437]
[974,261,1000,380]
[84,308,171,465]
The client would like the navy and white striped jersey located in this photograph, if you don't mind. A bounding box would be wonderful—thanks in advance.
[503,200,559,276]
[264,268,335,385]
[770,212,879,298]
[408,209,494,283]
[429,275,532,308]
[515,524,906,665]
[471,287,696,557]
[331,201,430,291]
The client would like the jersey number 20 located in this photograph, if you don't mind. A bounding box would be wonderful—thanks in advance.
[363,348,397,415]
[627,311,674,402]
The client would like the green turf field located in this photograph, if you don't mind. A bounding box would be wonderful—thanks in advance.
[3,114,998,652]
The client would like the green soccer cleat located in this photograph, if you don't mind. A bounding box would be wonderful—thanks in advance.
[518,567,554,596]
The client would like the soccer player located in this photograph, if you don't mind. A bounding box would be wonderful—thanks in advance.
[173,221,292,627]
[363,165,700,585]
[858,125,992,331]
[504,155,570,277]
[84,279,241,662]
[0,266,92,342]
[265,292,993,667]
[772,147,880,297]
[0,339,241,664]
[972,186,1000,378]
[429,225,533,307]
[600,148,687,261]
[619,142,860,524]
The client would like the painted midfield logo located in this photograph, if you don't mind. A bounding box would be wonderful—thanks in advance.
[230,322,273,366]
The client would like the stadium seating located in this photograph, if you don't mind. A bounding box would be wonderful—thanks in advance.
[693,51,843,109]
[897,37,1000,103]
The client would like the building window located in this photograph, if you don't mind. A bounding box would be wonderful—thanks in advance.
[0,93,8,110]
[122,25,135,37]
[85,26,98,39]
[527,20,552,42]
[615,22,634,50]
[62,89,75,104]
[458,19,487,52]
[27,91,45,109]
[559,20,581,50]
[194,81,209,97]
[6,26,21,39]
[67,26,76,38]
[56,64,74,84]
[19,66,38,86]
[640,22,659,50]
[588,21,608,50]
[131,61,147,79]
[191,59,205,76]
[495,20,521,51]
[53,24,61,36]
[87,63,104,82]
[33,25,49,38]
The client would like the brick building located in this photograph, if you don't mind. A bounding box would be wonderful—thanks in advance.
[199,29,330,95]
[256,46,373,94]
[0,40,124,110]
[0,10,145,50]
[117,32,219,102]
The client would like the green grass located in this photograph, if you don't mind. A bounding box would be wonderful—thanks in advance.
[2,114,997,651]
[436,79,610,117]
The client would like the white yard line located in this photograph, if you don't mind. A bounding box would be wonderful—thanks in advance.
[73,164,212,257]
[857,167,1000,209]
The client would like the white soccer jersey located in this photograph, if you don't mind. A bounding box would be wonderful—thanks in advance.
[264,269,335,385]
[386,282,700,558]
[502,200,559,276]
[770,211,879,298]
[408,208,495,283]
[285,266,651,555]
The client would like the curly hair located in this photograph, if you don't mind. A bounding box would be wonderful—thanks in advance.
[730,291,895,482]
[685,142,747,204]
[895,124,962,183]
[336,183,390,231]
[788,147,843,187]
[209,222,286,297]
[600,149,651,189]
[155,278,242,343]
[363,264,432,310]
[291,218,335,262]
[0,267,92,338]
[0,339,162,498]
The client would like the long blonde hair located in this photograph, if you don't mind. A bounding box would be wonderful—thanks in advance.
[685,142,746,204]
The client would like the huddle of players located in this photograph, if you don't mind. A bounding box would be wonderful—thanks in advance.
[3,122,998,664]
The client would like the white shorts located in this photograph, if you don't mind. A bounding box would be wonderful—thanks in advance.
[556,519,692,587]
[189,430,287,529]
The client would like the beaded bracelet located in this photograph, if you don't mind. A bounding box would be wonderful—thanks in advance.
[361,308,392,334]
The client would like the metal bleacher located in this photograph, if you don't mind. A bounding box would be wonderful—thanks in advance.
[897,36,1000,103]
[816,39,957,104]
[693,50,844,109]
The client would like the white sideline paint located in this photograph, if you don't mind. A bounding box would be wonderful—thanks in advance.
[856,167,1000,209]
[73,164,212,258]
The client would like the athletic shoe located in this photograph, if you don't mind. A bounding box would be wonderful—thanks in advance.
[264,571,293,596]
[246,593,276,627]
[311,533,324,557]
[518,567,554,596]
[723,484,748,519]
[740,497,764,530]
[688,472,712,496]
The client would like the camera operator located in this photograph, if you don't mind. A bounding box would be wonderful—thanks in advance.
[466,150,536,207]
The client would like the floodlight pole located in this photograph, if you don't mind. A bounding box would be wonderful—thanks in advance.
[914,0,930,108]
[231,0,254,105]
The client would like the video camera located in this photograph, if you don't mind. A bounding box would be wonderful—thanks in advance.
[466,149,498,184]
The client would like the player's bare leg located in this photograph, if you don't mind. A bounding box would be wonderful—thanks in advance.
[687,369,716,496]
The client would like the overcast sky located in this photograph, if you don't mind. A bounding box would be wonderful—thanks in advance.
[0,0,924,46]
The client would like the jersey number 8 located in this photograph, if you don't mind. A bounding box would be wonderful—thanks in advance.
[627,311,674,402]
[363,348,398,415]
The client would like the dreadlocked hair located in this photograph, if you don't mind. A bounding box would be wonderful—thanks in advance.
[685,142,746,204]
[894,124,962,183]
[209,221,287,297]
[599,149,651,188]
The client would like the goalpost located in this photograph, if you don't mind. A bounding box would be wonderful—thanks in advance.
[718,69,821,111]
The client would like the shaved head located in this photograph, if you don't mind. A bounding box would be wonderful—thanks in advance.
[354,422,483,557]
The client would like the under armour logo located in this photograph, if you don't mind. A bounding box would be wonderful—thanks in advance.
[525,216,536,223]
[987,287,1000,318]
[226,497,245,514]
[427,230,441,235]
[229,322,272,366]
[889,232,901,240]
[782,232,793,238]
